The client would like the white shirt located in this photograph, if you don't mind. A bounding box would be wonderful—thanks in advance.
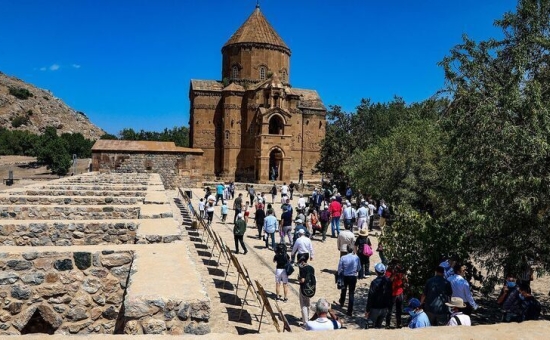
[306,317,341,331]
[291,235,314,259]
[342,207,356,220]
[281,185,289,195]
[447,312,471,326]
[367,203,376,216]
[448,274,478,309]
[198,201,205,211]
[356,206,368,218]
[298,197,307,209]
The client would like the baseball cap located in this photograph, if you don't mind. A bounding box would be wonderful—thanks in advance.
[404,298,421,312]
[298,229,305,234]
[237,213,243,219]
[295,219,303,224]
[374,263,386,274]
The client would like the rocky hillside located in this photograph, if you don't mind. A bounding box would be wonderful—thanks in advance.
[0,71,104,140]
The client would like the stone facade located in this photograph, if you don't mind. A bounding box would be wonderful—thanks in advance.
[0,250,132,335]
[0,206,140,220]
[189,6,326,183]
[0,221,139,246]
[91,140,204,189]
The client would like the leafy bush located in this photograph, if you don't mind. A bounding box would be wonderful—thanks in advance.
[8,87,33,100]
[11,115,30,128]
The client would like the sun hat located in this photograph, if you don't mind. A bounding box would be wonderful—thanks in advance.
[374,263,386,274]
[445,297,466,309]
[404,298,422,312]
[359,229,369,237]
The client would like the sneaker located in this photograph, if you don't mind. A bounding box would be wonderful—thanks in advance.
[243,250,248,255]
[282,297,288,302]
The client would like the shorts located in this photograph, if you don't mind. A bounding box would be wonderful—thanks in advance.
[275,268,288,284]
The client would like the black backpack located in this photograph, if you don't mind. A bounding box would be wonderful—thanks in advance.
[382,206,391,219]
[300,265,316,298]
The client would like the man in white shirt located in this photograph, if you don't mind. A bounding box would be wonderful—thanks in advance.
[337,224,355,257]
[342,201,356,230]
[445,297,471,326]
[291,229,314,262]
[367,200,376,231]
[306,298,342,331]
[448,264,479,315]
[298,194,307,210]
[356,201,369,231]
[281,182,289,202]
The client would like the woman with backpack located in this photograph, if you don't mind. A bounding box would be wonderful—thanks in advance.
[318,205,331,242]
[355,229,372,279]
[270,184,277,204]
[273,243,291,302]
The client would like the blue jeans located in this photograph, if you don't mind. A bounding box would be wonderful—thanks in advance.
[265,232,276,249]
[331,217,341,236]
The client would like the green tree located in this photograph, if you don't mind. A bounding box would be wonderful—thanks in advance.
[440,0,550,283]
[60,133,94,158]
[100,133,118,140]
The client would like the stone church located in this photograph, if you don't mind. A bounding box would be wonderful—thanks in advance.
[189,4,326,183]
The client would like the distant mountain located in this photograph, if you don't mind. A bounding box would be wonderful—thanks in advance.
[0,71,104,140]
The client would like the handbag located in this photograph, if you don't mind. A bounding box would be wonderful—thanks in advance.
[285,261,295,276]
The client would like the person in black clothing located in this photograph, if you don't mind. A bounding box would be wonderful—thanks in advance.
[365,263,392,329]
[355,229,372,279]
[421,266,452,326]
[274,244,290,301]
[518,283,541,322]
[254,207,266,240]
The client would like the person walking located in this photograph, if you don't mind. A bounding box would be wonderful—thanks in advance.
[365,263,392,329]
[318,206,331,242]
[270,184,277,204]
[215,182,225,205]
[342,201,356,231]
[298,255,316,326]
[421,266,453,325]
[355,229,372,278]
[254,205,266,239]
[280,205,293,245]
[448,264,479,315]
[274,243,290,302]
[233,193,243,224]
[338,245,360,316]
[291,229,314,263]
[328,197,342,238]
[233,213,248,255]
[220,201,228,222]
[385,259,406,329]
[337,223,355,257]
[263,209,278,250]
[356,201,369,232]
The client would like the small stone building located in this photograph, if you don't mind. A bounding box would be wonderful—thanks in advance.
[189,4,327,183]
[91,140,203,188]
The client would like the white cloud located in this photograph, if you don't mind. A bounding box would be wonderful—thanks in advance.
[49,64,60,71]
[72,64,81,69]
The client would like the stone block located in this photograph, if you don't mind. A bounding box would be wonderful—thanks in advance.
[184,321,210,335]
[10,285,30,300]
[82,277,102,294]
[53,259,73,271]
[102,306,118,320]
[123,320,142,335]
[73,252,92,270]
[124,297,161,318]
[142,318,167,335]
[20,272,44,285]
[0,272,19,285]
[6,260,32,271]
[66,307,88,321]
[101,253,132,267]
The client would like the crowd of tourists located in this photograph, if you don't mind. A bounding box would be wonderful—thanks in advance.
[198,182,542,331]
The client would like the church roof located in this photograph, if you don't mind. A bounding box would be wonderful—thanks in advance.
[223,6,290,54]
[223,83,245,92]
[190,79,223,92]
[291,88,326,111]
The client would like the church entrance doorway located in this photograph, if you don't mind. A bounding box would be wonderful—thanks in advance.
[269,148,283,181]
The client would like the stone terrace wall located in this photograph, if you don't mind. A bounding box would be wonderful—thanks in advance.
[0,221,138,246]
[0,250,133,335]
[0,206,140,220]
[0,196,141,205]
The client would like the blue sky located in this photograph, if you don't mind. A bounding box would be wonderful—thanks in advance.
[1,0,517,135]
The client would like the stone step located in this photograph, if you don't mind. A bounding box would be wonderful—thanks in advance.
[0,195,142,206]
[17,185,148,191]
[5,190,147,197]
[0,205,140,220]
[139,205,173,219]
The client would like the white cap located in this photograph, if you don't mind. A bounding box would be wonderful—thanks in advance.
[298,229,305,234]
[295,219,303,224]
[237,213,243,219]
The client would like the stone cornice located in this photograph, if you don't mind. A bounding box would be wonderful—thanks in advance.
[222,42,291,56]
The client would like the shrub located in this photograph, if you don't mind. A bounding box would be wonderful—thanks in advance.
[8,87,33,100]
[11,116,30,128]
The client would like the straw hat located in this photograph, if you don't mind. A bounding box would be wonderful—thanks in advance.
[445,297,466,309]
[359,229,369,237]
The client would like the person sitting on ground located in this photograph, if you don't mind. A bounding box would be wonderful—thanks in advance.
[405,298,431,329]
[498,274,522,322]
[306,298,342,331]
[446,297,471,326]
[518,283,541,322]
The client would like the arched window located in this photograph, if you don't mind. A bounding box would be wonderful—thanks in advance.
[281,69,287,82]
[231,66,239,79]
[259,66,267,80]
[268,115,284,135]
